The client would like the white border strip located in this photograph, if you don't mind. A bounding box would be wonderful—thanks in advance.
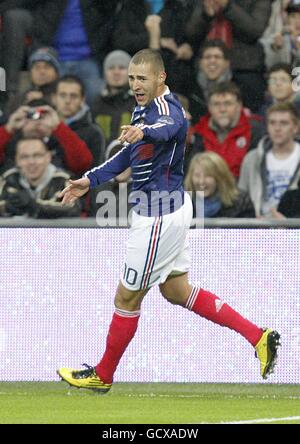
[218,416,300,424]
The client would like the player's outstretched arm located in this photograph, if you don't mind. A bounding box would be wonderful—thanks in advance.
[58,177,90,206]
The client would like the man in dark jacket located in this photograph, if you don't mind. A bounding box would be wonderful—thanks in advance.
[185,82,265,178]
[91,50,135,146]
[188,39,233,124]
[0,137,81,218]
[186,0,272,112]
[54,75,105,166]
[5,47,60,115]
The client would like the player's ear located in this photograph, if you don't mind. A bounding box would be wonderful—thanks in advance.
[159,71,167,85]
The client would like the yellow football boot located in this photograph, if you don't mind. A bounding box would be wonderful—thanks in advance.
[255,329,281,379]
[57,364,111,393]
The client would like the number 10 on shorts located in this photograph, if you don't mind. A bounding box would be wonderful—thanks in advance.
[123,263,138,286]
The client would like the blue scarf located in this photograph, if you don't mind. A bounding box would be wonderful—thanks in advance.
[204,196,222,217]
[194,193,222,217]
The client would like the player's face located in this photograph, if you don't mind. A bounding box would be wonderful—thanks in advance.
[208,93,242,129]
[191,163,217,198]
[267,111,299,146]
[128,62,166,106]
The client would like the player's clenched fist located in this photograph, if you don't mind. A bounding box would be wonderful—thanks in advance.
[58,177,90,206]
[118,125,144,144]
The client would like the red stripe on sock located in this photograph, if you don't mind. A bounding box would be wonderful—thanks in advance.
[95,312,140,383]
[190,288,263,346]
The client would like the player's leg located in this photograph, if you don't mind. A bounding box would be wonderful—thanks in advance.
[159,272,191,305]
[160,272,264,345]
[92,213,166,386]
[57,211,158,392]
[57,283,147,392]
[94,282,148,384]
[159,273,280,379]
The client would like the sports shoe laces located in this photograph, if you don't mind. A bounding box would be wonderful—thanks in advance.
[73,363,95,379]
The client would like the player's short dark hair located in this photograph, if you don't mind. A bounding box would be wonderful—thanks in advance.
[56,74,85,97]
[268,62,293,80]
[130,49,165,73]
[267,101,299,123]
[199,39,231,60]
[208,81,242,102]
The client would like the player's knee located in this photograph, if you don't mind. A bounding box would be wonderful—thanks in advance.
[114,291,136,310]
[114,283,144,310]
[160,288,183,306]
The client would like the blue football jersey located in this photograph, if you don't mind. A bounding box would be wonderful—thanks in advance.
[84,87,187,216]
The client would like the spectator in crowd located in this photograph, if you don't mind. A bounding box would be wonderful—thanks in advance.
[89,140,132,220]
[112,0,194,95]
[260,0,290,60]
[28,47,59,89]
[262,1,300,69]
[188,39,233,124]
[258,62,300,120]
[54,75,105,166]
[185,82,265,178]
[186,0,272,112]
[91,50,135,146]
[0,137,81,218]
[184,151,255,218]
[29,0,119,104]
[0,99,94,176]
[0,1,35,106]
[238,102,300,218]
[6,47,60,114]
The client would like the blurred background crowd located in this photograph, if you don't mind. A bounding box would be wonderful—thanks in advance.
[0,0,299,220]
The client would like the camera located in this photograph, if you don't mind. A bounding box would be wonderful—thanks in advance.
[26,108,44,120]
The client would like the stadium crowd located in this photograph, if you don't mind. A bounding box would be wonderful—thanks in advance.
[0,0,299,220]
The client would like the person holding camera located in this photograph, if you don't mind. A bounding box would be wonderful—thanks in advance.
[0,99,95,176]
[0,137,81,218]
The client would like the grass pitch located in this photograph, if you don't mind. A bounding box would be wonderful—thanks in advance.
[0,382,299,424]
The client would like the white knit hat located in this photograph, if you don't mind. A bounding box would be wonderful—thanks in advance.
[103,50,131,72]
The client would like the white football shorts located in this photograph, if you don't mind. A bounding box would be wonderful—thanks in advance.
[121,192,193,291]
